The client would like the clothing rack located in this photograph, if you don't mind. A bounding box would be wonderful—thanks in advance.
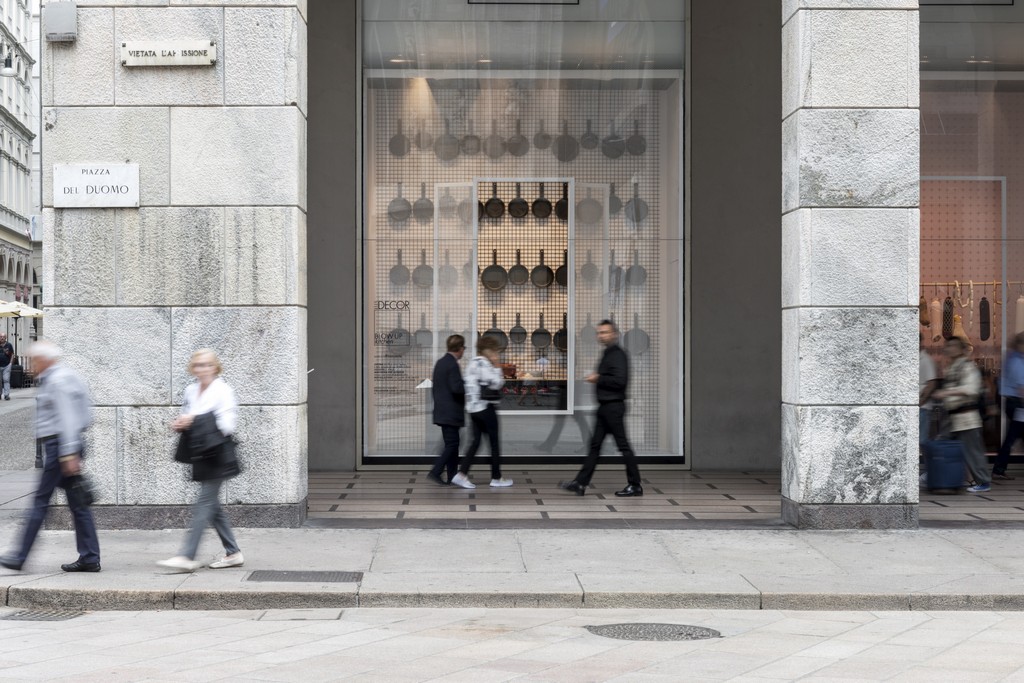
[919,281,1024,287]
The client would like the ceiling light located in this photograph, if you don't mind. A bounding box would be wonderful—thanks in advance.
[389,55,413,64]
[477,58,492,64]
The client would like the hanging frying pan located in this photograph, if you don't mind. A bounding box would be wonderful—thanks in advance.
[413,312,433,350]
[626,250,647,287]
[555,183,570,221]
[507,119,530,157]
[580,119,599,150]
[439,188,458,218]
[458,195,484,228]
[577,188,602,225]
[509,183,529,219]
[980,296,991,341]
[601,121,626,159]
[414,119,432,151]
[439,249,459,287]
[531,249,554,289]
[553,120,579,163]
[623,313,650,356]
[626,119,647,156]
[509,313,527,344]
[623,183,649,225]
[483,313,509,352]
[389,118,411,158]
[389,249,410,286]
[534,119,552,150]
[461,119,481,156]
[439,314,457,345]
[608,250,624,292]
[434,118,460,162]
[413,183,434,222]
[554,313,569,353]
[531,313,551,350]
[608,183,623,215]
[484,119,505,159]
[555,250,569,288]
[481,250,508,292]
[484,182,505,219]
[412,249,433,289]
[580,313,597,347]
[508,249,529,286]
[388,182,412,223]
[532,182,552,219]
[580,250,599,284]
[386,313,412,357]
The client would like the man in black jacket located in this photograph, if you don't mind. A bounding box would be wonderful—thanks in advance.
[561,320,643,497]
[428,335,466,486]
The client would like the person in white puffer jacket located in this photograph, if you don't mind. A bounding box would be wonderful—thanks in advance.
[451,336,512,489]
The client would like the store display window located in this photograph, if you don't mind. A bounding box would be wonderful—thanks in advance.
[921,3,1024,452]
[359,0,685,461]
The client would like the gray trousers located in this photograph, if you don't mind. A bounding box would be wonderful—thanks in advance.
[1,362,10,398]
[954,428,991,486]
[180,478,240,560]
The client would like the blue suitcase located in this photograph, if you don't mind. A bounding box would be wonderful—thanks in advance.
[923,439,965,492]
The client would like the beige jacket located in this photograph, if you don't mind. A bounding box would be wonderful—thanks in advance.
[942,357,982,432]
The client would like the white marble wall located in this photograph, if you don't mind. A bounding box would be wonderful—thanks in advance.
[781,1,920,527]
[42,1,308,514]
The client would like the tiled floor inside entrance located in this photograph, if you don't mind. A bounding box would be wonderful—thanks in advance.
[306,468,1024,528]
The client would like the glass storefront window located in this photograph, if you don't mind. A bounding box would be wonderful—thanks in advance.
[361,0,685,461]
[921,3,1024,453]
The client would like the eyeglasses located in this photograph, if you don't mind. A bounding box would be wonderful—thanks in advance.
[192,362,214,368]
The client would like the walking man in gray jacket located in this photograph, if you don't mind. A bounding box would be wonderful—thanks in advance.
[0,340,100,572]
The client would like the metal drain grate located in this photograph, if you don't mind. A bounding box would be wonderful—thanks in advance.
[0,609,85,622]
[246,571,363,583]
[585,623,722,642]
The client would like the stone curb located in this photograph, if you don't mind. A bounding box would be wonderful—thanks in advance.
[6,575,1024,612]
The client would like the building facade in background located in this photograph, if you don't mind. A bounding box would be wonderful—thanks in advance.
[0,0,36,360]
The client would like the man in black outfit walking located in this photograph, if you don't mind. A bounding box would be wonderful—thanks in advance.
[428,335,466,486]
[561,320,643,497]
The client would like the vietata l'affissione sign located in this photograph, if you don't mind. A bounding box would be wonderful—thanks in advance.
[53,164,140,208]
[121,40,217,67]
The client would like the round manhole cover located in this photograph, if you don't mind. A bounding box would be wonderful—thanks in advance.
[585,623,722,642]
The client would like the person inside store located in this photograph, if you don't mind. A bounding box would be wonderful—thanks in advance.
[933,336,992,493]
[0,331,13,400]
[992,331,1024,480]
[157,349,244,572]
[1,340,100,573]
[452,335,513,489]
[919,333,939,447]
[428,334,466,486]
[560,320,643,497]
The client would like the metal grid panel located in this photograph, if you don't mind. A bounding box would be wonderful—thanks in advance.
[366,81,668,454]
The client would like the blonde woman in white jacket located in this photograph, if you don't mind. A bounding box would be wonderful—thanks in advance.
[451,336,512,489]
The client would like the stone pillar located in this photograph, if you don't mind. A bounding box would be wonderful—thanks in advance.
[42,2,308,527]
[781,1,920,529]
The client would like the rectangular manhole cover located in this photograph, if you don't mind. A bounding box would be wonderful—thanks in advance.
[0,609,84,621]
[246,571,363,583]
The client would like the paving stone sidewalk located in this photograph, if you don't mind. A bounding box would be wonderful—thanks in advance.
[1,526,1024,612]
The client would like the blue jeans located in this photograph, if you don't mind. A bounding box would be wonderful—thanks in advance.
[993,397,1022,475]
[12,439,99,565]
[919,407,930,446]
[180,478,240,561]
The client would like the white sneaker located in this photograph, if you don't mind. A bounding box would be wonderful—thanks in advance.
[490,478,513,487]
[451,472,476,489]
[208,552,244,569]
[156,556,201,572]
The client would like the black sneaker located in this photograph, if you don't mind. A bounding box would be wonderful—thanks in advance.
[426,473,448,487]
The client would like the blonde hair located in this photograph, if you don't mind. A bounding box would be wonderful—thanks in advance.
[188,348,223,376]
